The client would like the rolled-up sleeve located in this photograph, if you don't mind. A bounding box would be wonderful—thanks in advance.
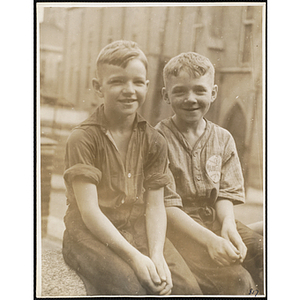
[64,128,102,186]
[143,133,170,189]
[64,164,102,186]
[218,135,245,205]
[164,167,183,207]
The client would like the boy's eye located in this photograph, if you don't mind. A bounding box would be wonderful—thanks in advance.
[109,78,124,84]
[134,80,146,85]
[194,87,207,94]
[172,88,186,95]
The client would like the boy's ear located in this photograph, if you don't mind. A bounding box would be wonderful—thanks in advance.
[162,87,170,104]
[92,78,103,98]
[211,84,218,102]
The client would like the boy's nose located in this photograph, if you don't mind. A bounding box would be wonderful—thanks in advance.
[122,81,135,94]
[185,92,197,103]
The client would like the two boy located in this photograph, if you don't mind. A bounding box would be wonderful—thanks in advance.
[62,40,263,295]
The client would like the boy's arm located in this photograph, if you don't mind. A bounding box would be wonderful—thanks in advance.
[164,169,239,266]
[215,199,247,262]
[72,178,165,294]
[144,187,173,295]
[166,206,240,266]
[215,134,247,262]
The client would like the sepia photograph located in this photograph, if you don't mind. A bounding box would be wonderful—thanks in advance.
[36,2,266,297]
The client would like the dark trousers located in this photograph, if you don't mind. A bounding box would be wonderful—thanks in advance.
[167,217,263,295]
[62,209,202,295]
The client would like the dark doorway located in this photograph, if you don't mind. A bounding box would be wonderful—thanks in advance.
[224,104,248,187]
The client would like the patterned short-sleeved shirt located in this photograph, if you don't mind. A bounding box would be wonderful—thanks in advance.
[155,117,245,213]
[64,104,170,230]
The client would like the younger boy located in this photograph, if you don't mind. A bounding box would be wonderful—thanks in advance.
[62,41,201,295]
[156,52,263,295]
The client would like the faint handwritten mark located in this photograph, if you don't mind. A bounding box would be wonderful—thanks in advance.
[249,288,259,296]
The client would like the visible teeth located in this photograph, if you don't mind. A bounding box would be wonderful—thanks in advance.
[119,99,137,104]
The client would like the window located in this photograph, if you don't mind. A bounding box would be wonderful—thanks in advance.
[240,6,254,65]
[210,7,223,39]
[242,24,252,63]
[192,7,203,51]
[40,59,46,87]
[69,42,75,91]
[85,32,93,89]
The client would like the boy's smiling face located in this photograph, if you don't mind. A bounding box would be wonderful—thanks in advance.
[163,70,218,124]
[93,58,149,118]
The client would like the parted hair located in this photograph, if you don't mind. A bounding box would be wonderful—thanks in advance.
[163,52,215,86]
[96,40,148,78]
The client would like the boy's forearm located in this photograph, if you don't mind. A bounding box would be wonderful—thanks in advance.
[83,206,141,262]
[166,206,217,247]
[73,179,141,263]
[145,187,167,258]
[215,199,236,225]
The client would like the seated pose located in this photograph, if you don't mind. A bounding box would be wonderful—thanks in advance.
[156,52,263,295]
[61,41,202,295]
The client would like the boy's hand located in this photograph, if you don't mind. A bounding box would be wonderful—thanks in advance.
[151,253,173,295]
[221,217,247,263]
[206,235,241,266]
[130,253,170,294]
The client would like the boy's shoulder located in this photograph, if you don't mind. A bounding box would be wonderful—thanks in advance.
[67,105,105,144]
[76,105,104,129]
[207,120,233,139]
[155,117,173,134]
[143,116,168,145]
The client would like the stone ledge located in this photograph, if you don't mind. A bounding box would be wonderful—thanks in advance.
[41,249,86,297]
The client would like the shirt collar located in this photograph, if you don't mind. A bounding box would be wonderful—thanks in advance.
[76,104,147,131]
[161,117,212,151]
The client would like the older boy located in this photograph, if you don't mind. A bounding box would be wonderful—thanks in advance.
[156,52,263,295]
[62,41,201,295]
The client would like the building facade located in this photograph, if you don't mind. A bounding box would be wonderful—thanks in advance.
[40,5,265,190]
[39,7,66,104]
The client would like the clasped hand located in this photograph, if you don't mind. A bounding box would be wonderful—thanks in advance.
[221,217,247,263]
[207,219,247,266]
[130,253,172,295]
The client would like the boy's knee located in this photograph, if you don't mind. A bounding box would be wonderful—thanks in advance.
[171,276,202,295]
[221,265,255,295]
[164,239,202,295]
[169,258,203,295]
[244,235,263,270]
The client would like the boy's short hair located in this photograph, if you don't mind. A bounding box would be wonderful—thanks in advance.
[96,40,148,79]
[163,52,215,86]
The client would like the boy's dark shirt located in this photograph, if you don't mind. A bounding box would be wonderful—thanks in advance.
[63,104,170,245]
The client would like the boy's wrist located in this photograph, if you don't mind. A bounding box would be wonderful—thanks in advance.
[124,248,143,266]
[221,216,236,232]
[222,215,236,226]
[149,246,164,261]
[204,232,221,249]
[150,250,164,260]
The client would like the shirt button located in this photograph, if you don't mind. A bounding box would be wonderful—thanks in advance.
[196,176,201,181]
[128,173,131,178]
[121,199,125,204]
